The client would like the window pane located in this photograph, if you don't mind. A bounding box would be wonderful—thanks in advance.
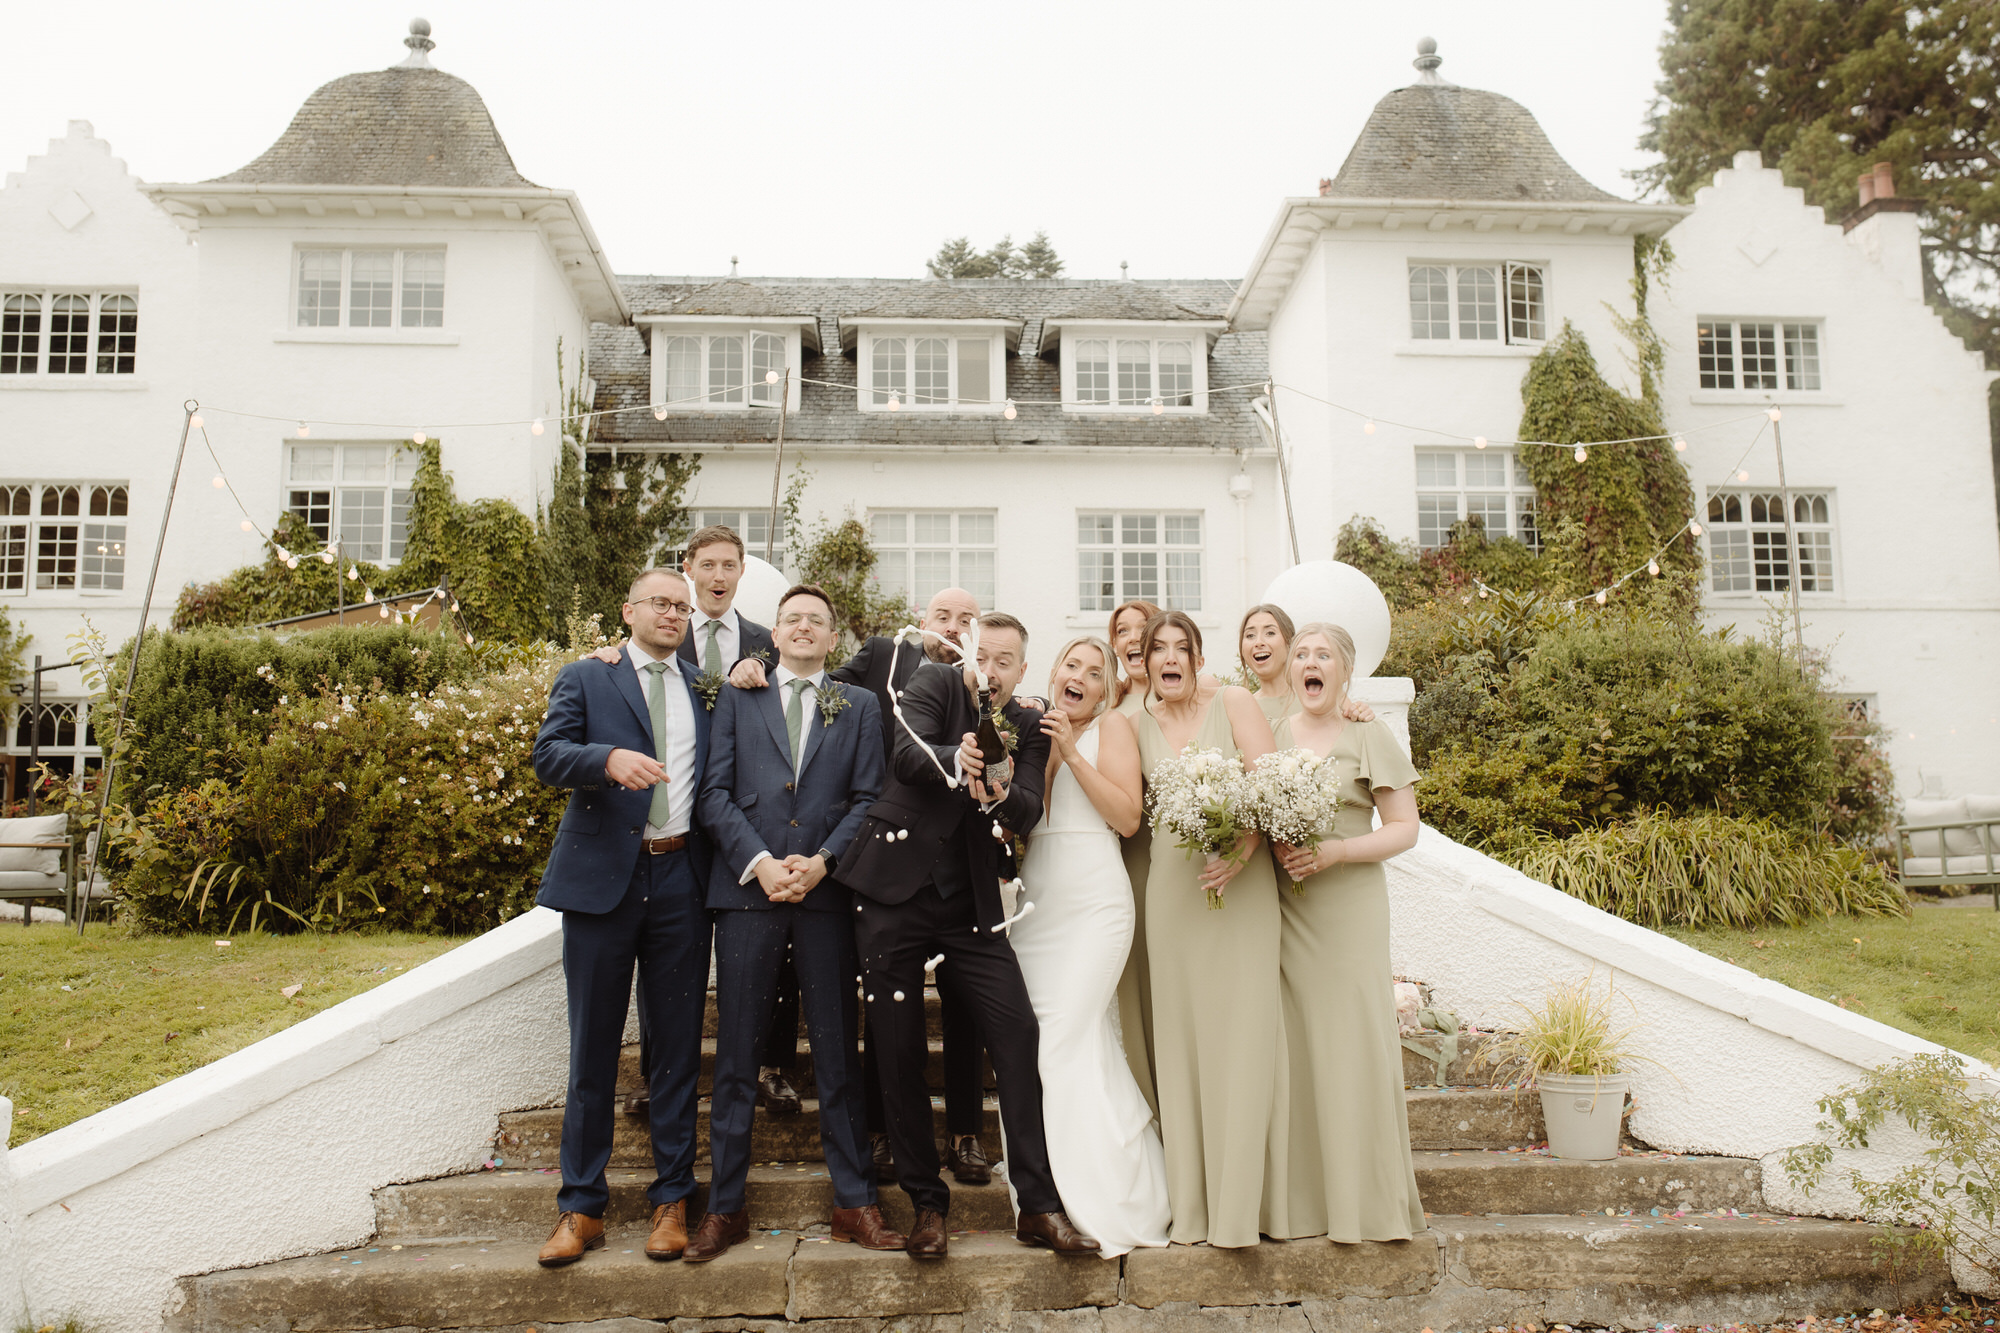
[914,512,953,544]
[871,511,907,545]
[957,339,990,407]
[1506,264,1545,343]
[709,336,745,403]
[1797,530,1834,592]
[3,294,42,374]
[913,338,950,405]
[1465,493,1509,537]
[391,445,419,484]
[1464,453,1506,487]
[298,252,342,327]
[958,549,995,606]
[750,332,786,404]
[1515,494,1540,552]
[48,295,89,373]
[1739,322,1778,390]
[94,294,136,374]
[1457,266,1499,341]
[1414,453,1456,487]
[958,512,995,545]
[1074,339,1109,404]
[35,521,78,589]
[41,484,79,517]
[350,252,394,328]
[0,520,25,593]
[913,550,953,605]
[1157,341,1194,406]
[1116,340,1151,405]
[664,335,701,403]
[1697,321,1735,390]
[343,445,390,483]
[1120,550,1159,603]
[1121,513,1157,546]
[340,487,387,562]
[1163,514,1201,545]
[1417,495,1457,550]
[1164,551,1201,611]
[289,489,332,541]
[1079,550,1115,611]
[81,521,125,589]
[400,250,445,328]
[88,484,127,517]
[290,444,335,483]
[1409,266,1449,339]
[1783,322,1820,390]
[388,487,413,561]
[1077,513,1112,545]
[871,337,906,406]
[872,549,909,601]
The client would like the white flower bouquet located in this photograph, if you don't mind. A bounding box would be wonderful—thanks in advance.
[1146,745,1252,909]
[1240,746,1342,892]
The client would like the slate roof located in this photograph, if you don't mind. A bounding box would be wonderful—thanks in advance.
[593,278,1267,455]
[209,67,537,189]
[1324,85,1620,205]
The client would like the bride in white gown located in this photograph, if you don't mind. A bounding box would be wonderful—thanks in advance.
[1005,635,1170,1257]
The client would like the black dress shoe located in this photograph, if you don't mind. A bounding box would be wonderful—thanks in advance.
[757,1068,803,1117]
[870,1132,896,1183]
[1016,1210,1099,1254]
[906,1208,949,1259]
[944,1134,990,1185]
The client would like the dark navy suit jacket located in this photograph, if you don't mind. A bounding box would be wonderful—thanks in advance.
[695,677,882,914]
[533,645,713,913]
[679,614,774,677]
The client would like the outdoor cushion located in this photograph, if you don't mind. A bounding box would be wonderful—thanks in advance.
[0,813,67,875]
[0,870,63,891]
[1901,798,1968,857]
[1902,855,2000,879]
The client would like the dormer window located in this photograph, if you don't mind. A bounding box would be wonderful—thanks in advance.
[839,322,1012,413]
[295,248,446,328]
[1408,263,1545,344]
[644,321,808,411]
[1045,320,1222,412]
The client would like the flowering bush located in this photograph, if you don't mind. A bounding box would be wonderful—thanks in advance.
[1238,747,1341,891]
[1145,745,1250,909]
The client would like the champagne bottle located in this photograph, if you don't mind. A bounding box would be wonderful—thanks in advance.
[975,688,1014,790]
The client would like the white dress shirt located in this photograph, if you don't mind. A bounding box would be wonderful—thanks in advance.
[688,606,741,673]
[627,640,697,838]
[739,664,826,883]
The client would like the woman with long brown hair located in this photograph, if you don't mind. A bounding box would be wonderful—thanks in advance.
[1108,599,1162,714]
[1105,598,1162,1114]
[1237,602,1297,724]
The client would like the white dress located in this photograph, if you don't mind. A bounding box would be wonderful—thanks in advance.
[1006,725,1171,1257]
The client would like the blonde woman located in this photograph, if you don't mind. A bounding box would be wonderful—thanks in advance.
[1007,636,1169,1257]
[1262,622,1426,1243]
[1237,602,1298,724]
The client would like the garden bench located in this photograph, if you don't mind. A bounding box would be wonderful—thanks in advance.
[1896,796,2000,908]
[0,811,73,926]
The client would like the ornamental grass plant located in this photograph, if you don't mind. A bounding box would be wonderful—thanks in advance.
[1480,972,1645,1081]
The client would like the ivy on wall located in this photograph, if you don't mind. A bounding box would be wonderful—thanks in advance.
[173,513,391,631]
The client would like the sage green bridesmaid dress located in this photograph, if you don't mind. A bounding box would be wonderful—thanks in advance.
[1135,692,1283,1248]
[1261,715,1428,1243]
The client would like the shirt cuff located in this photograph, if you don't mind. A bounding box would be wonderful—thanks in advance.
[740,850,771,885]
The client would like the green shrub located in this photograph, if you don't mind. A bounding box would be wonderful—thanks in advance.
[1415,740,1588,861]
[173,513,395,632]
[1509,810,1907,929]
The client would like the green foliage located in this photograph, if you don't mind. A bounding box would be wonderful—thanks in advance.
[120,625,477,808]
[1638,0,1999,361]
[1512,810,1908,930]
[795,515,912,663]
[395,440,543,643]
[1782,1051,1997,1287]
[1479,972,1645,1078]
[0,603,26,740]
[1413,735,1588,861]
[173,513,393,631]
[1333,515,1551,613]
[925,231,1064,280]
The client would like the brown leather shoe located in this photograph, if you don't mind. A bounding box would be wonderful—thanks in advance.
[756,1068,803,1117]
[682,1208,750,1263]
[536,1211,605,1267]
[644,1199,689,1261]
[870,1131,896,1183]
[905,1207,948,1259]
[1016,1210,1099,1254]
[944,1133,991,1185]
[830,1203,907,1251]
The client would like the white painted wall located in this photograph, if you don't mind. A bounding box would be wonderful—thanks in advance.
[0,1097,27,1330]
[1654,151,2000,797]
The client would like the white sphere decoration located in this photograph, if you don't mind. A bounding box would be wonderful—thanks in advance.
[1260,560,1393,680]
[733,553,793,626]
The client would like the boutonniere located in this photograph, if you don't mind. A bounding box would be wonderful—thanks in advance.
[693,669,725,711]
[988,703,1020,751]
[817,680,851,728]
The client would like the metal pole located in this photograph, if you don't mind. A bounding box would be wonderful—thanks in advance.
[1264,383,1301,565]
[764,368,791,564]
[335,536,345,625]
[76,399,197,933]
[26,655,41,818]
[1770,416,1807,662]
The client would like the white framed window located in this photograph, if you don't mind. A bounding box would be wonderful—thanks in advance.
[1697,319,1821,391]
[652,329,789,409]
[1705,489,1838,594]
[293,250,446,329]
[861,332,1000,411]
[868,511,996,609]
[1065,336,1202,410]
[0,482,128,594]
[6,696,101,785]
[688,508,790,573]
[286,444,419,563]
[1414,449,1539,551]
[1077,512,1203,612]
[1408,263,1546,344]
[0,292,139,377]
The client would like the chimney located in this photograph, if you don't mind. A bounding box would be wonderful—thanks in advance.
[1872,162,1895,199]
[1856,171,1876,206]
[1318,178,1333,197]
[1843,161,1925,302]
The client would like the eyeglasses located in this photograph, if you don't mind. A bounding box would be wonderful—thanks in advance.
[777,611,832,629]
[629,596,694,617]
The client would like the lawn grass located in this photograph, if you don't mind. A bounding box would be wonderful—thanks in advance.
[0,926,461,1147]
[1666,904,2000,1064]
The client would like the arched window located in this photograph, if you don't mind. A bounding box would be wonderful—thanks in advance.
[2,294,41,374]
[48,295,89,373]
[95,295,136,374]
[1073,339,1110,404]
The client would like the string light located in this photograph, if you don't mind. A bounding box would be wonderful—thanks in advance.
[1574,445,1589,463]
[652,404,667,421]
[240,519,253,532]
[1151,397,1164,415]
[347,565,360,581]
[211,475,226,489]
[1737,469,1750,481]
[1002,399,1016,420]
[412,431,427,445]
[531,418,545,435]
[1594,590,1609,605]
[1473,436,1488,450]
[1362,420,1376,435]
[1689,520,1703,537]
[1648,559,1660,577]
[296,423,310,438]
[765,370,780,385]
[886,394,901,411]
[1767,408,1783,423]
[1672,435,1687,452]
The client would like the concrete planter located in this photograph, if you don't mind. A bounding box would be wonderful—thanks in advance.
[1537,1071,1630,1160]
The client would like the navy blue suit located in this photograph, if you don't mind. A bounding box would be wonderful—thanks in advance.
[533,646,712,1217]
[696,676,882,1213]
[679,614,775,678]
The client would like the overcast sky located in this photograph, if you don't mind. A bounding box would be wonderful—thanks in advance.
[5,0,1675,282]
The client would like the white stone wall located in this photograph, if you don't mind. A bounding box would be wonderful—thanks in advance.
[0,1097,28,1330]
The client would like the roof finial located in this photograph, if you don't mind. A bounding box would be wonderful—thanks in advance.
[1413,36,1449,86]
[399,18,435,69]
[1120,260,1129,280]
[730,255,739,277]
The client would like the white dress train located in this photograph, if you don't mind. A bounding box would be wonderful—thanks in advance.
[1005,725,1170,1257]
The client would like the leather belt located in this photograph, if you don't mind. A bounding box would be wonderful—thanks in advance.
[642,834,689,855]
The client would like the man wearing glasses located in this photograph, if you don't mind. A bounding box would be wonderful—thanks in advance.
[531,569,713,1268]
[685,584,901,1261]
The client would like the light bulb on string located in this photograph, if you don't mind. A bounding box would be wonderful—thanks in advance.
[464,634,475,645]
[1473,436,1488,450]
[1689,521,1703,537]
[211,475,226,489]
[296,423,311,438]
[347,565,360,581]
[1002,399,1016,420]
[412,431,427,445]
[1737,469,1750,482]
[886,394,901,411]
[652,404,667,421]
[1574,445,1589,463]
[1672,435,1687,452]
[1478,586,1489,599]
[1594,589,1608,605]
[765,370,779,385]
[1767,408,1783,423]
[379,604,390,619]
[1151,398,1164,416]
[285,556,299,570]
[240,519,253,532]
[319,549,334,564]
[1648,560,1661,577]
[531,418,545,436]
[363,589,375,604]
[190,415,203,429]
[1362,420,1376,435]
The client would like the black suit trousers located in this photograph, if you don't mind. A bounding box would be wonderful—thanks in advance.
[854,883,1061,1218]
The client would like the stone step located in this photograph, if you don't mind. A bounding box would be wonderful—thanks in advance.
[377,1150,1762,1244]
[174,1212,1943,1333]
[494,1098,1004,1170]
[1404,1085,1547,1149]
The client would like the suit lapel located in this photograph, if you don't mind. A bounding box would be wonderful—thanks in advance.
[679,663,707,780]
[615,645,658,750]
[756,679,795,771]
[795,684,843,782]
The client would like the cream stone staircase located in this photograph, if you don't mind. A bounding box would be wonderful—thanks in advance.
[169,987,1946,1333]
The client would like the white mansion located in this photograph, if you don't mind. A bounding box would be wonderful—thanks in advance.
[2,25,1995,802]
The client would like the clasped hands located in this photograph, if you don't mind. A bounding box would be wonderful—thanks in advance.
[955,731,1009,805]
[1274,839,1348,880]
[755,853,827,903]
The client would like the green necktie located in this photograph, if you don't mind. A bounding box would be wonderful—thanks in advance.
[785,678,810,777]
[703,620,724,677]
[643,660,674,828]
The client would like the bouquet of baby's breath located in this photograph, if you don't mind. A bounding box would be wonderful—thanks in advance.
[1146,745,1251,909]
[1240,747,1342,893]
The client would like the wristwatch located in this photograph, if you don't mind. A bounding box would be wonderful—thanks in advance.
[816,848,839,875]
